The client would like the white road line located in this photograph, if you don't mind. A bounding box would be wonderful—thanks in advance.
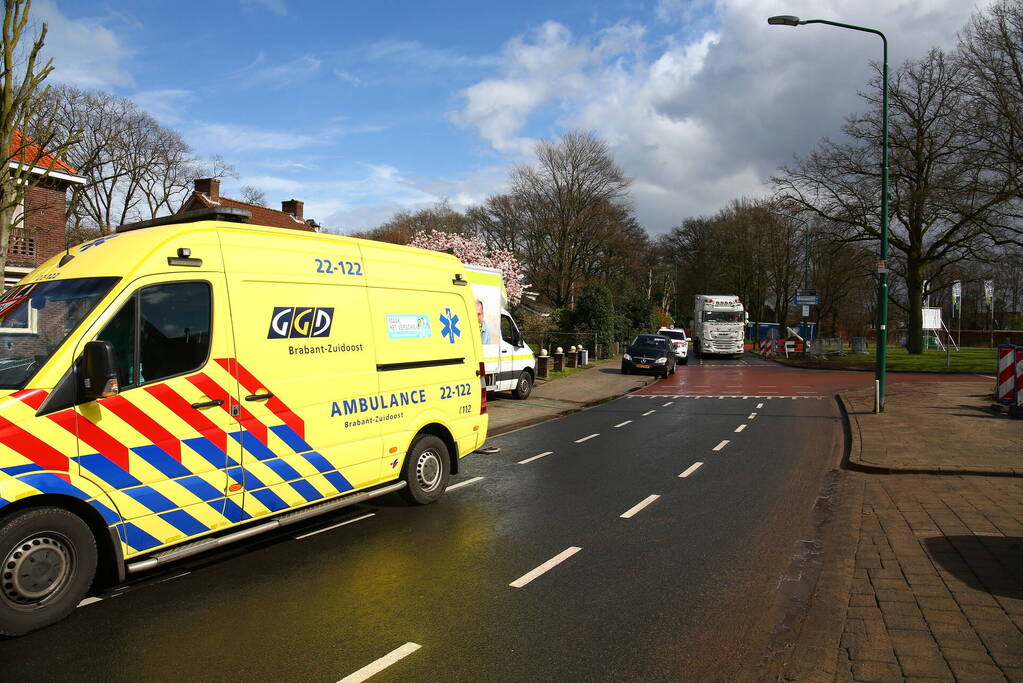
[447,476,485,491]
[679,462,703,478]
[338,642,422,683]
[510,547,582,588]
[756,403,764,408]
[748,412,757,419]
[518,451,553,464]
[78,596,103,607]
[712,440,730,451]
[575,433,599,443]
[620,494,661,519]
[296,513,376,540]
[662,401,674,407]
[642,410,655,416]
[734,424,747,433]
[614,420,632,428]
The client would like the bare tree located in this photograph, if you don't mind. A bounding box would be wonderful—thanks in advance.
[352,201,465,244]
[510,130,632,307]
[240,185,267,207]
[960,0,1023,176]
[46,85,235,234]
[1,0,79,277]
[774,49,1020,353]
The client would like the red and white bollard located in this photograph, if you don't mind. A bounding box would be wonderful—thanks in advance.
[1015,346,1023,415]
[997,344,1016,404]
[760,339,773,358]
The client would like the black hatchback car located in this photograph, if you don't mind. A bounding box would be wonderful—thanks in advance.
[621,334,677,377]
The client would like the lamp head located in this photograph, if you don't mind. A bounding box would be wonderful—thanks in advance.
[767,15,802,26]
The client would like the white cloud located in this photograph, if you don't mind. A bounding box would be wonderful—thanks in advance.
[453,0,993,233]
[189,122,319,153]
[234,52,321,88]
[34,0,134,89]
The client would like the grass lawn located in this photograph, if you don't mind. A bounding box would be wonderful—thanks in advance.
[774,345,997,374]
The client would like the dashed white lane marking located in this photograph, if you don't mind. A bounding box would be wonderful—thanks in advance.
[447,476,485,491]
[78,596,103,607]
[642,410,655,416]
[713,440,730,451]
[338,642,422,683]
[518,451,554,464]
[734,424,747,433]
[662,401,674,407]
[679,462,703,478]
[510,547,582,588]
[748,412,758,419]
[575,433,599,443]
[620,494,661,519]
[296,513,376,540]
[756,403,764,409]
[614,420,632,428]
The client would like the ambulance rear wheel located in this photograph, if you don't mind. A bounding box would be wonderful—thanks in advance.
[401,435,450,505]
[0,506,97,635]
[512,371,533,400]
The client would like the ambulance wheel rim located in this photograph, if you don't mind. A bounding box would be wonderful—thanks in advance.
[415,449,442,492]
[2,533,74,607]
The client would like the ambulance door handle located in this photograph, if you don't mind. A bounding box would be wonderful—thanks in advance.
[245,393,273,401]
[190,399,223,409]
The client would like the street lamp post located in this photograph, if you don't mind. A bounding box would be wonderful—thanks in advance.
[768,14,889,413]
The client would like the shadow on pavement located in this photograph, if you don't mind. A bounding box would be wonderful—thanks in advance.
[924,535,1023,599]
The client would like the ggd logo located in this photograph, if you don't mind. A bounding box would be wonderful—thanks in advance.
[268,307,334,338]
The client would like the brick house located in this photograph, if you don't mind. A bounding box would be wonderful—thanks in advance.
[4,131,86,287]
[178,178,318,231]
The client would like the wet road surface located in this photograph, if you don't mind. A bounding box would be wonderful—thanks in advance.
[3,357,846,681]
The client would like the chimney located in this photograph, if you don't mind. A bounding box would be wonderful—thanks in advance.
[282,199,303,221]
[194,178,220,202]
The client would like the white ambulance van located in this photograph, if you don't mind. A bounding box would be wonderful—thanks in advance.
[465,265,536,399]
[0,207,487,634]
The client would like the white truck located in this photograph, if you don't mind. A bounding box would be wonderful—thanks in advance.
[693,295,747,359]
[466,264,536,399]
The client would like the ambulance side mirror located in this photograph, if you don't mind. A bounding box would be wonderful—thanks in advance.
[81,341,120,401]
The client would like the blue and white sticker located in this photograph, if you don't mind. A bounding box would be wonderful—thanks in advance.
[387,315,432,339]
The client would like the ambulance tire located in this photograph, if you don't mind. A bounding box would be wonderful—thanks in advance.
[0,506,97,636]
[401,435,450,505]
[512,371,533,400]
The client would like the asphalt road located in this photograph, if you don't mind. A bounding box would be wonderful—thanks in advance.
[2,357,844,682]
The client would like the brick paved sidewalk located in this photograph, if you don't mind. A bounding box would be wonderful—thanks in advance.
[842,381,1023,475]
[780,379,1023,682]
[835,474,1023,682]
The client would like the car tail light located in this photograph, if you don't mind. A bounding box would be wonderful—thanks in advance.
[479,361,488,414]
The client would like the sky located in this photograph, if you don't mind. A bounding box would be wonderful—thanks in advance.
[36,0,993,235]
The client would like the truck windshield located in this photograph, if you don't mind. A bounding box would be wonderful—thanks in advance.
[703,312,742,323]
[0,277,120,390]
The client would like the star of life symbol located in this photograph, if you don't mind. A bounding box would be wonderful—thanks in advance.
[439,307,460,344]
[79,235,117,252]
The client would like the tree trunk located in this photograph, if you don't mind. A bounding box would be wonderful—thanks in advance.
[905,260,925,354]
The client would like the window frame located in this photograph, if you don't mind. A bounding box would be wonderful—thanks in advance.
[94,279,214,390]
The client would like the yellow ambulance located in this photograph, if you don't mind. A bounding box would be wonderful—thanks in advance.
[0,207,488,634]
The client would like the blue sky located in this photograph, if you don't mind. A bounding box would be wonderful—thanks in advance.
[37,0,989,234]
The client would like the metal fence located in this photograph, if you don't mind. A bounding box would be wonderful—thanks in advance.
[809,337,846,357]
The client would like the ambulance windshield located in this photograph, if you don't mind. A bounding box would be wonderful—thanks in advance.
[0,277,119,390]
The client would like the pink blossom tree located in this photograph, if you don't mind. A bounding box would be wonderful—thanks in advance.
[408,228,526,305]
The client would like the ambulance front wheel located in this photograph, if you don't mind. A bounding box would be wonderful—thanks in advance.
[401,434,450,505]
[0,506,98,636]
[512,371,533,400]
